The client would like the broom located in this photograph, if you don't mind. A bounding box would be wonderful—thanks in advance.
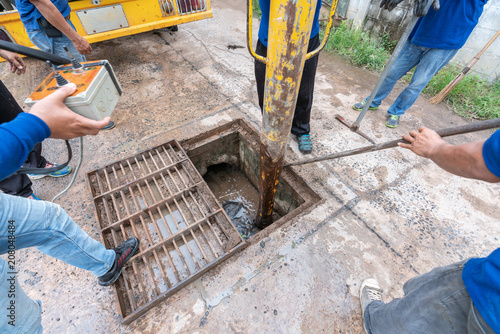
[430,29,500,104]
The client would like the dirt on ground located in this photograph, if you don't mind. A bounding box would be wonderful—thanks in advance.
[1,0,499,333]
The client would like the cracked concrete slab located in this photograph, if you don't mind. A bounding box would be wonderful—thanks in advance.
[1,0,498,332]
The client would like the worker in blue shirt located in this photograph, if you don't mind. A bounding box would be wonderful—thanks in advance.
[353,0,488,128]
[15,0,91,62]
[254,0,322,153]
[360,126,500,333]
[0,76,138,332]
[15,0,115,129]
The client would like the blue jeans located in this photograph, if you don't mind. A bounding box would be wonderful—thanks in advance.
[0,193,114,333]
[27,19,86,63]
[366,40,458,116]
[364,261,494,334]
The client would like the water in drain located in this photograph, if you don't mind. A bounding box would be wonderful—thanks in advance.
[203,163,281,239]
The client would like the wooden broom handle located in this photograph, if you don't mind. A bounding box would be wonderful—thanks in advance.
[477,29,500,59]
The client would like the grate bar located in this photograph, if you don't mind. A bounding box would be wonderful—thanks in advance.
[142,178,195,277]
[134,157,145,177]
[169,197,210,262]
[100,182,202,233]
[120,224,150,304]
[119,163,130,183]
[119,198,162,299]
[147,210,182,282]
[94,159,190,200]
[180,193,223,247]
[163,201,202,271]
[138,215,172,288]
[126,160,138,180]
[128,208,225,261]
[95,175,138,312]
[131,260,149,304]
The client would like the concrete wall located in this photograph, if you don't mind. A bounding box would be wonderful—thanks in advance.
[362,0,414,39]
[344,0,371,27]
[342,0,500,82]
[453,1,500,82]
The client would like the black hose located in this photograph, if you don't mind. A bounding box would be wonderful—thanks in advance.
[0,40,71,65]
[15,140,72,174]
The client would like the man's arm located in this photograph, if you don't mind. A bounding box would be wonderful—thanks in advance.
[0,84,109,181]
[0,50,26,75]
[29,0,92,55]
[398,127,500,183]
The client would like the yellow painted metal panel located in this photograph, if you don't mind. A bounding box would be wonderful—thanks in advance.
[0,11,33,47]
[0,0,212,61]
[84,11,212,44]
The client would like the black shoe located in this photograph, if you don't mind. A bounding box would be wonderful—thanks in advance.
[101,120,115,130]
[98,237,139,286]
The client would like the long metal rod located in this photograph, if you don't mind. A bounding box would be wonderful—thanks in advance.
[286,118,500,166]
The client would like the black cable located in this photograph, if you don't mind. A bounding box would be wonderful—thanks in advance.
[0,40,70,65]
[15,140,72,174]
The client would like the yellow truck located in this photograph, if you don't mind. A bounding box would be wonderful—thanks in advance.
[0,0,212,52]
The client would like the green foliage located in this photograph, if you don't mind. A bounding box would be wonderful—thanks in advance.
[252,0,261,19]
[405,65,500,120]
[380,33,396,52]
[320,21,391,71]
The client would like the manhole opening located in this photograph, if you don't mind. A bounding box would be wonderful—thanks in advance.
[86,119,320,324]
[204,162,281,239]
[181,118,321,243]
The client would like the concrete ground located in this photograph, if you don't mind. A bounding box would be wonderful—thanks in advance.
[1,0,499,333]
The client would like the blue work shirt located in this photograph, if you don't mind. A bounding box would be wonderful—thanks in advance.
[462,129,500,333]
[258,0,321,47]
[15,0,71,30]
[0,112,50,181]
[409,0,488,49]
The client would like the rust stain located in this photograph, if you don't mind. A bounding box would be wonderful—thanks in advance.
[255,143,284,228]
[257,0,315,228]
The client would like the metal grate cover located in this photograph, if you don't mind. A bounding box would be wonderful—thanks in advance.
[87,140,245,324]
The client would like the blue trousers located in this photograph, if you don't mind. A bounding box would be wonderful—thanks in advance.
[366,40,458,116]
[0,194,115,333]
[27,19,85,63]
[364,261,494,334]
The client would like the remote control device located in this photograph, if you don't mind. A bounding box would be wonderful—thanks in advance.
[25,60,122,121]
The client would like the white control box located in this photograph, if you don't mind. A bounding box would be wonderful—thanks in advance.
[25,60,122,121]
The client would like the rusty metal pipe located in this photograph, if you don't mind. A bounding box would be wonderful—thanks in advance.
[254,0,317,228]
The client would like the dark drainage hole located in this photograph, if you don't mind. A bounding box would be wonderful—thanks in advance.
[203,163,281,240]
